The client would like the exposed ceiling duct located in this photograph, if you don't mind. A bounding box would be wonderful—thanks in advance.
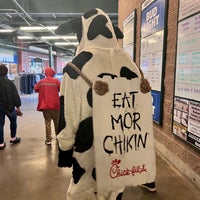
[0,0,118,55]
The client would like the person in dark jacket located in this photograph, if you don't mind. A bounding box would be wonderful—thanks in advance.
[0,64,22,150]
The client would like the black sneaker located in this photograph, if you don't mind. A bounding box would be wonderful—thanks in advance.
[10,137,21,144]
[139,182,156,192]
[0,142,6,150]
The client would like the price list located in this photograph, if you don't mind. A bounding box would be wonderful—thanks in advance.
[175,13,200,101]
[173,9,200,150]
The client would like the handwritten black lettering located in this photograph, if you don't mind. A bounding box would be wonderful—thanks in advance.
[112,91,138,108]
[111,112,141,132]
[103,133,149,155]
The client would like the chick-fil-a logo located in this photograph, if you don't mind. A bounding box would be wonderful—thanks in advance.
[110,159,147,178]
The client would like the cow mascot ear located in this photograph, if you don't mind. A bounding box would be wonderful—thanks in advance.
[55,18,82,42]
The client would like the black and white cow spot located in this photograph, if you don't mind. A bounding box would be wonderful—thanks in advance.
[72,157,86,184]
[83,8,98,19]
[74,117,93,153]
[87,15,113,40]
[63,51,92,79]
[57,95,65,133]
[92,168,96,181]
[120,66,138,80]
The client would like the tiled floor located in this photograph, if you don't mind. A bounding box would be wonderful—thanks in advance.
[0,94,199,200]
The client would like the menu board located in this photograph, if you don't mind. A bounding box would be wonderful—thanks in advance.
[175,13,200,101]
[140,30,164,91]
[179,0,200,20]
[140,0,167,124]
[123,10,136,60]
[173,4,200,150]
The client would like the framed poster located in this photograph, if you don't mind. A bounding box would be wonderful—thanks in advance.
[123,10,136,60]
[141,0,166,38]
[140,0,167,124]
[173,4,200,150]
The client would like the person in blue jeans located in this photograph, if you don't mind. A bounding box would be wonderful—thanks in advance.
[0,64,23,150]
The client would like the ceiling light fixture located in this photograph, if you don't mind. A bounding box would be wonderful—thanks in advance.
[54,42,79,46]
[17,36,34,40]
[19,26,58,31]
[41,36,77,40]
[0,29,14,33]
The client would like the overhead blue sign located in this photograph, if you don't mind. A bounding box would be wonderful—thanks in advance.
[141,0,166,38]
[0,48,18,64]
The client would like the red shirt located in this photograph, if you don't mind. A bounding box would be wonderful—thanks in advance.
[34,76,60,111]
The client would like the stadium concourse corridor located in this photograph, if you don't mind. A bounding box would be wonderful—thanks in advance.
[0,93,199,200]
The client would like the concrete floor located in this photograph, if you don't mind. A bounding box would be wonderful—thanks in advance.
[0,93,199,200]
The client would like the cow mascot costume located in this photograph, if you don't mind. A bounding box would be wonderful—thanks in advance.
[56,8,153,200]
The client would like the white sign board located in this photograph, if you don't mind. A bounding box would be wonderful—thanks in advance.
[93,77,156,194]
[179,0,200,20]
[175,13,200,102]
[140,29,164,91]
[123,10,135,59]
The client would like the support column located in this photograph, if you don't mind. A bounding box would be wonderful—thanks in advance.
[49,46,53,68]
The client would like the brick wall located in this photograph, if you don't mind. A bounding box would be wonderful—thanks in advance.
[118,0,200,188]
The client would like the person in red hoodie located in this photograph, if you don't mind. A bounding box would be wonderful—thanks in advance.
[34,67,61,145]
